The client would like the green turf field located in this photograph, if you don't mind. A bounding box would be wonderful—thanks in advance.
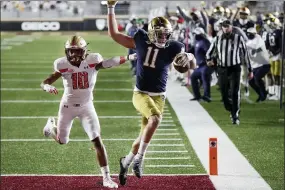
[188,83,284,190]
[1,33,205,176]
[1,33,284,190]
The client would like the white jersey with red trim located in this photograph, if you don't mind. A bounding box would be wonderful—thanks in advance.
[54,53,103,105]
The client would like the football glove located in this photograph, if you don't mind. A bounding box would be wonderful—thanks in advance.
[107,1,118,8]
[43,84,58,95]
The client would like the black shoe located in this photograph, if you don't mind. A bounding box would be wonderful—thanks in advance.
[190,97,201,101]
[119,157,128,185]
[202,96,212,102]
[232,118,240,125]
[132,157,143,178]
[256,97,261,103]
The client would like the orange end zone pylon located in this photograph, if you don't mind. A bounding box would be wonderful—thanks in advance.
[209,138,218,175]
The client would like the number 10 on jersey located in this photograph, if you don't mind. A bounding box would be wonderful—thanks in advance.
[71,71,89,89]
[143,47,159,68]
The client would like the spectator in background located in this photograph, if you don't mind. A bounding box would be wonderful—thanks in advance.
[190,27,212,102]
[127,18,139,76]
[125,15,137,33]
[246,27,270,102]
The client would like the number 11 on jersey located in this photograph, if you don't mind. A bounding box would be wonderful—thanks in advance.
[143,47,159,68]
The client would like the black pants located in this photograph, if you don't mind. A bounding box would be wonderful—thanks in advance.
[249,64,270,99]
[218,65,241,119]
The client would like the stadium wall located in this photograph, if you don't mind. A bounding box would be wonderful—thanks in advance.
[0,16,148,32]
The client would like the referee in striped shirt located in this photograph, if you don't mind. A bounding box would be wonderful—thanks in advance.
[206,19,253,125]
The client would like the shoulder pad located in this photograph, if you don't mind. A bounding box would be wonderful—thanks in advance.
[87,53,104,63]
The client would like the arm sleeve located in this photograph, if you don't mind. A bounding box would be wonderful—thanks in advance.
[53,59,60,72]
[240,36,252,72]
[234,27,249,41]
[200,11,209,34]
[206,36,217,61]
[177,6,191,22]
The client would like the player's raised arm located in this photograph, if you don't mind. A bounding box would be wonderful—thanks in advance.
[95,53,137,70]
[107,1,135,49]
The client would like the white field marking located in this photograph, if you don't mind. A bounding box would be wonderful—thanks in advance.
[0,173,208,177]
[0,138,182,142]
[278,119,284,122]
[146,165,195,168]
[147,150,188,153]
[137,124,176,127]
[137,120,174,123]
[156,129,177,131]
[0,88,133,92]
[154,133,180,136]
[1,100,132,103]
[162,113,171,115]
[0,116,172,119]
[148,144,184,147]
[0,79,132,82]
[242,96,254,104]
[144,157,190,160]
[167,79,272,190]
[1,46,12,50]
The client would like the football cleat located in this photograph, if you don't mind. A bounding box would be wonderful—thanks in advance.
[119,157,128,185]
[232,118,240,125]
[132,157,143,178]
[43,117,56,137]
[103,177,118,188]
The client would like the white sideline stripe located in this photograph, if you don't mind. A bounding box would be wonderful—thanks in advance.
[0,138,183,142]
[154,133,180,136]
[0,116,172,119]
[146,165,195,168]
[1,79,132,82]
[144,157,190,160]
[147,151,188,153]
[167,79,272,190]
[1,100,132,103]
[148,144,184,147]
[0,173,207,177]
[0,88,133,92]
[156,129,177,131]
[1,46,12,50]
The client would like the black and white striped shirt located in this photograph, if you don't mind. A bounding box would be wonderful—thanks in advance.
[206,32,252,72]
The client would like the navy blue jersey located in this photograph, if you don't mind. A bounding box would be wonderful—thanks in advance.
[194,37,211,66]
[232,19,255,34]
[265,29,282,55]
[134,29,184,93]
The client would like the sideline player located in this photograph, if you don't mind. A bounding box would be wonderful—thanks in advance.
[106,1,196,186]
[41,35,136,188]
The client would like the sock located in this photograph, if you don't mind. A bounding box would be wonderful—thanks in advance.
[100,165,110,179]
[269,86,274,95]
[135,141,149,160]
[123,152,135,168]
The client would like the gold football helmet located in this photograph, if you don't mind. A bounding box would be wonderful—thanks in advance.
[148,16,173,48]
[65,36,88,65]
[213,6,225,19]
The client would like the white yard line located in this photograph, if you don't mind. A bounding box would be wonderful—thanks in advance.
[0,116,172,119]
[156,129,177,131]
[147,151,188,153]
[0,88,133,91]
[1,100,132,103]
[167,80,272,190]
[1,79,132,82]
[154,133,180,136]
[1,138,183,142]
[144,157,190,160]
[0,173,207,176]
[148,144,184,147]
[146,165,195,168]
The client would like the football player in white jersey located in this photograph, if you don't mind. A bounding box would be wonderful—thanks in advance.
[40,35,136,189]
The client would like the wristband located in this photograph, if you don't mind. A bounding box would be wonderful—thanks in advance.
[108,7,115,14]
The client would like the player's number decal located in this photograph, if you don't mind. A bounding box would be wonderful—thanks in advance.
[269,35,276,46]
[71,72,89,89]
[143,47,159,68]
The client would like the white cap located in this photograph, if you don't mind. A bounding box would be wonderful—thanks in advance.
[247,27,257,34]
[193,27,205,35]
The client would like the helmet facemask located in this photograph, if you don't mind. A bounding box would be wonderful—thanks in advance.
[65,36,88,66]
[65,48,87,65]
[149,27,172,48]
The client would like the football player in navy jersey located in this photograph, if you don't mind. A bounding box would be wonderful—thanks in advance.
[106,1,196,186]
[265,17,283,100]
[233,7,255,34]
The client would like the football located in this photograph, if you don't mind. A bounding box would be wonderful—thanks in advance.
[173,52,195,73]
